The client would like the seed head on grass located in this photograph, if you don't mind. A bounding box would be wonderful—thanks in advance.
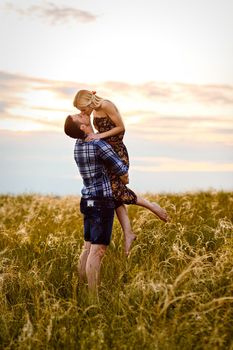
[0,192,232,349]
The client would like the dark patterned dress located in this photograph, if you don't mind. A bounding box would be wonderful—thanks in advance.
[93,116,137,206]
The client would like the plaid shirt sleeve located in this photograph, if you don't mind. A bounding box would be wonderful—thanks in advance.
[95,140,129,175]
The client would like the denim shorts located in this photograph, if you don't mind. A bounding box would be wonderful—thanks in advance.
[80,197,115,245]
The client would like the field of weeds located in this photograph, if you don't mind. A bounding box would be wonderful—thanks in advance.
[0,191,232,350]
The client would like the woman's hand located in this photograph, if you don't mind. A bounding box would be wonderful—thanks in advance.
[85,133,101,141]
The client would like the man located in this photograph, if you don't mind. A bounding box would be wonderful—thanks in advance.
[64,113,128,298]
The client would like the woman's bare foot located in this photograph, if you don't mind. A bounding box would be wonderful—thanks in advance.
[125,233,136,256]
[151,202,168,222]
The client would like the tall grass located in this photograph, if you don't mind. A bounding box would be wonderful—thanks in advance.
[0,192,232,349]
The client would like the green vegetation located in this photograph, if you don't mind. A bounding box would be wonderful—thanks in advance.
[0,192,232,350]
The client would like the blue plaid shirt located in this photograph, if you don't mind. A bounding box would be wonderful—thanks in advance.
[74,139,128,198]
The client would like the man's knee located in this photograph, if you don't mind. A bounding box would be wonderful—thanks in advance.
[89,244,107,259]
[82,241,91,253]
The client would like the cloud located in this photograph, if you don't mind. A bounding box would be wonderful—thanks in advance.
[139,82,233,104]
[130,156,233,172]
[126,124,233,145]
[0,71,74,106]
[126,112,233,131]
[180,84,233,105]
[102,81,233,105]
[0,70,232,144]
[0,71,94,102]
[0,71,97,133]
[4,2,97,24]
[1,71,233,107]
[0,101,7,113]
[124,110,233,144]
[4,113,61,129]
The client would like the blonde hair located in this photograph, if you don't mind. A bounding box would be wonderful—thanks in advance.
[73,90,103,110]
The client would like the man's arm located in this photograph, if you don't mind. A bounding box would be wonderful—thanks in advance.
[96,140,129,177]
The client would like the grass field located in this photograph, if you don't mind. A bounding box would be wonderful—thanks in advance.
[0,192,232,350]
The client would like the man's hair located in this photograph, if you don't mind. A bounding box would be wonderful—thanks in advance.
[64,115,85,139]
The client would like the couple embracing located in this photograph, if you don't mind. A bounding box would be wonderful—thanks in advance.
[64,90,168,298]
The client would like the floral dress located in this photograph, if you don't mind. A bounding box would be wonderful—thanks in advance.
[93,116,137,206]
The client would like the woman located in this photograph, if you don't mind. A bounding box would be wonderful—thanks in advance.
[73,90,168,255]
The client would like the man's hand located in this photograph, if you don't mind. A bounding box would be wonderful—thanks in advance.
[120,173,129,185]
[70,113,82,117]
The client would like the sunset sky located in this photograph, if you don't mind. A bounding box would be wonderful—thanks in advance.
[0,0,233,195]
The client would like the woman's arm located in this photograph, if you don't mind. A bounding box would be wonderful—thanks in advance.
[86,100,125,140]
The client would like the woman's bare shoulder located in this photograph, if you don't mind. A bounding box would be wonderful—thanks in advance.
[102,99,112,107]
[102,99,119,113]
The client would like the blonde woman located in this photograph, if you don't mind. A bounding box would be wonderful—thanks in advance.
[73,90,168,255]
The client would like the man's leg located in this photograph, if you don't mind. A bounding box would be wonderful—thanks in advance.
[85,244,107,297]
[78,241,91,282]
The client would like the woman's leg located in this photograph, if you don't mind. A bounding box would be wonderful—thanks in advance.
[136,196,168,222]
[115,204,136,256]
